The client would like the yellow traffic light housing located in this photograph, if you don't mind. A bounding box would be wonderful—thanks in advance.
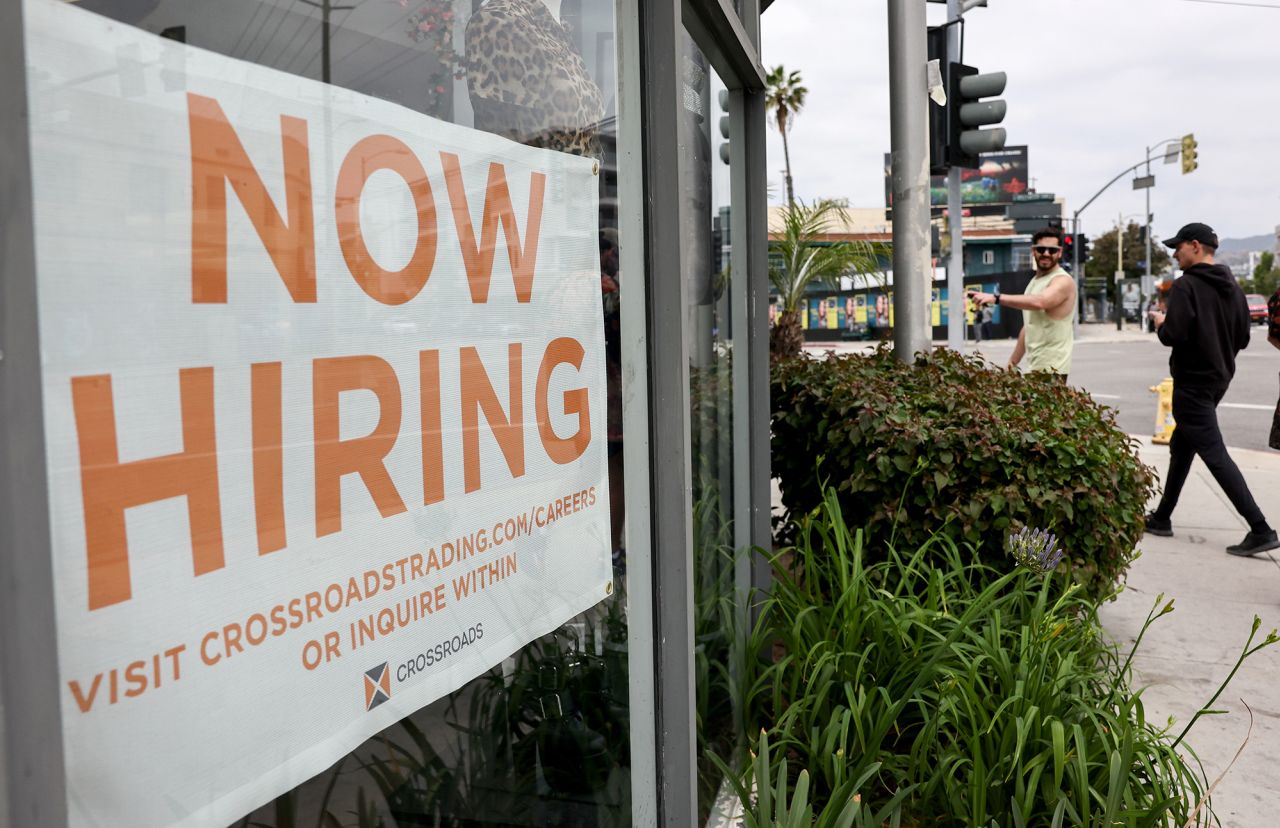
[1181,133,1198,175]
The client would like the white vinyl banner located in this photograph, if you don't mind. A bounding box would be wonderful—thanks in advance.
[24,1,612,825]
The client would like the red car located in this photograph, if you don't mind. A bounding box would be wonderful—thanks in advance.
[1247,293,1268,324]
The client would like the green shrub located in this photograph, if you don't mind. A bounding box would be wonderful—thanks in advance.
[731,489,1277,825]
[771,347,1158,601]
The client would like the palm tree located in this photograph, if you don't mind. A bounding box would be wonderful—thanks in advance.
[770,199,888,361]
[765,65,807,207]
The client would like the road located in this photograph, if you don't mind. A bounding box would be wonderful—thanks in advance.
[971,324,1279,452]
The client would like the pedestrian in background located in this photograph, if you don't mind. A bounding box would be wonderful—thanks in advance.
[1269,283,1280,450]
[969,296,984,343]
[968,227,1076,380]
[1145,223,1279,556]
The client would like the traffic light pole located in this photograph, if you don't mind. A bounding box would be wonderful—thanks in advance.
[1072,213,1081,322]
[945,0,964,351]
[1141,136,1180,302]
[887,0,932,362]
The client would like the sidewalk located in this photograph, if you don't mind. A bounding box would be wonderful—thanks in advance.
[801,322,1156,356]
[1099,436,1280,825]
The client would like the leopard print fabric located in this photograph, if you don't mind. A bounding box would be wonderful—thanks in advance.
[465,0,604,159]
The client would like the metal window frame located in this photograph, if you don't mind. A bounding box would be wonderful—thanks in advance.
[615,0,662,823]
[625,0,769,824]
[1,1,69,826]
[632,0,698,824]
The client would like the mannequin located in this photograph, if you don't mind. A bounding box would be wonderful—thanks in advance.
[464,0,604,158]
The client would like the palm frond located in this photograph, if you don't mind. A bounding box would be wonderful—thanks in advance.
[769,199,889,313]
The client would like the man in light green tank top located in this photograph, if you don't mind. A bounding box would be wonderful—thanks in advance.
[968,227,1077,379]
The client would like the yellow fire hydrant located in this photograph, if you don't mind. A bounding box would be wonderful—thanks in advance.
[1149,377,1176,444]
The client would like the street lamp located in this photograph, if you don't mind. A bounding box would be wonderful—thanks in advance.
[1070,134,1195,325]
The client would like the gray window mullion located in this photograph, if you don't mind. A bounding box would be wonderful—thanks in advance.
[1,2,69,826]
[681,0,766,92]
[637,0,698,825]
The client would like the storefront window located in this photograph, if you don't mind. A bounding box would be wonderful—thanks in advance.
[679,38,744,823]
[22,0,635,824]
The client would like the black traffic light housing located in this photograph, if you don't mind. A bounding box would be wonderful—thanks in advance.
[948,63,1007,169]
[927,25,1008,173]
[717,89,730,165]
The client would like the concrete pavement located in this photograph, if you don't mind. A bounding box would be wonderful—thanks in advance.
[1099,436,1280,825]
[800,320,1157,357]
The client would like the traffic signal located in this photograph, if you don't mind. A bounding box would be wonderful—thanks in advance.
[1077,234,1090,265]
[947,63,1007,168]
[717,90,730,165]
[1062,233,1075,268]
[924,25,1008,171]
[1181,133,1198,175]
[926,26,950,174]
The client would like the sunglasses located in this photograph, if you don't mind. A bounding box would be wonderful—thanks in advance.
[1032,246,1062,255]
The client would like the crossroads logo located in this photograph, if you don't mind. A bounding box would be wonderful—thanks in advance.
[363,663,392,711]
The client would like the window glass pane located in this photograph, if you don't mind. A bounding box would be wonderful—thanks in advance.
[26,0,634,824]
[679,36,741,824]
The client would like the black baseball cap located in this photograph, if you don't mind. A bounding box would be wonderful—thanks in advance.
[1162,222,1218,250]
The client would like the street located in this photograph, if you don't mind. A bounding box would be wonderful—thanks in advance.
[972,324,1280,452]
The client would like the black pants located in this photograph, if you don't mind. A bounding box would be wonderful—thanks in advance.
[1153,383,1271,532]
[1271,371,1280,450]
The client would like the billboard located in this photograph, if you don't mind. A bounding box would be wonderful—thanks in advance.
[884,145,1030,216]
[25,1,612,825]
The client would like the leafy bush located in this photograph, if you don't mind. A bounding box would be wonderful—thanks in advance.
[771,346,1158,600]
[731,490,1276,825]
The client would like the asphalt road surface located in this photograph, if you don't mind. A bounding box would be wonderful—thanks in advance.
[971,325,1280,452]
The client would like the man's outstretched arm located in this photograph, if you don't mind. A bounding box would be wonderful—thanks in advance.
[968,276,1073,313]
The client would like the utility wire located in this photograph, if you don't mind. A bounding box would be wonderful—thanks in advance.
[227,0,272,59]
[346,45,422,89]
[282,21,324,72]
[250,0,302,65]
[1180,0,1280,8]
[239,0,289,60]
[275,8,320,70]
[328,9,410,72]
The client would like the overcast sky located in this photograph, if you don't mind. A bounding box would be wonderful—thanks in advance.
[761,0,1280,243]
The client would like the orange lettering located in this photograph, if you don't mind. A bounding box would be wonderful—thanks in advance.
[251,362,286,554]
[441,153,545,304]
[68,674,103,713]
[420,350,444,505]
[460,345,525,493]
[535,337,591,464]
[335,135,438,305]
[313,356,407,537]
[71,369,224,610]
[188,93,315,304]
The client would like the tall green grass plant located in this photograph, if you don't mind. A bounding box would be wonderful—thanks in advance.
[732,489,1275,826]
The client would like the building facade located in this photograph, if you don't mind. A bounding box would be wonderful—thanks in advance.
[0,1,771,825]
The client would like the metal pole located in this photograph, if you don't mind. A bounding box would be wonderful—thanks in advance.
[299,0,354,84]
[945,0,964,350]
[1073,212,1082,323]
[1144,147,1153,285]
[947,170,963,348]
[1116,214,1123,331]
[887,0,932,362]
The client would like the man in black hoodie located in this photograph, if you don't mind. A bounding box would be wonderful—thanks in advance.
[1145,223,1279,556]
